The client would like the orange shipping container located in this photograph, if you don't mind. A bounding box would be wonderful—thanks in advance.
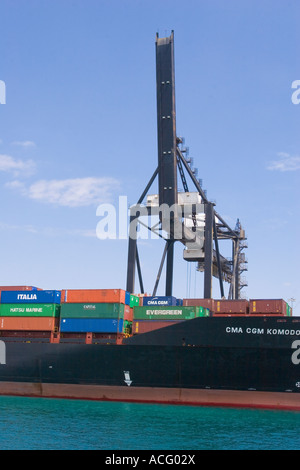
[62,289,127,304]
[0,317,58,331]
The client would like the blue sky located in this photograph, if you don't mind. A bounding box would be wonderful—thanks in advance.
[0,0,299,313]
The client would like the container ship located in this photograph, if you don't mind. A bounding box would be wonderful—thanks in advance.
[0,286,299,411]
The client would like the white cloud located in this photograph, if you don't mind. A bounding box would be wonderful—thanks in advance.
[5,180,26,190]
[7,176,121,207]
[0,154,36,177]
[11,140,36,148]
[267,152,300,172]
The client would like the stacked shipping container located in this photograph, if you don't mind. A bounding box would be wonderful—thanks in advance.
[0,290,61,332]
[60,289,133,335]
[0,286,293,341]
[132,298,210,335]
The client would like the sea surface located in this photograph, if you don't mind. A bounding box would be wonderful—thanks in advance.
[0,396,299,450]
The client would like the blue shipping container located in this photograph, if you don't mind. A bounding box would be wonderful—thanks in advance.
[142,296,177,307]
[125,291,131,306]
[1,290,61,304]
[60,318,124,333]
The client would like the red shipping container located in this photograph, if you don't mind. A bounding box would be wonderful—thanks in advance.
[214,300,249,314]
[0,317,58,331]
[183,299,214,311]
[62,289,126,304]
[133,320,183,335]
[250,299,287,314]
[124,307,133,322]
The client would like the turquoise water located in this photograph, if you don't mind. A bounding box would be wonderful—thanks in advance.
[0,396,299,450]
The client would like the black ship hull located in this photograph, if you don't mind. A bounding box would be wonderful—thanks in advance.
[0,317,300,410]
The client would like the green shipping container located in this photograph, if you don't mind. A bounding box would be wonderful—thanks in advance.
[0,303,60,317]
[202,308,210,317]
[130,295,140,308]
[123,320,132,335]
[60,302,126,319]
[133,305,208,321]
